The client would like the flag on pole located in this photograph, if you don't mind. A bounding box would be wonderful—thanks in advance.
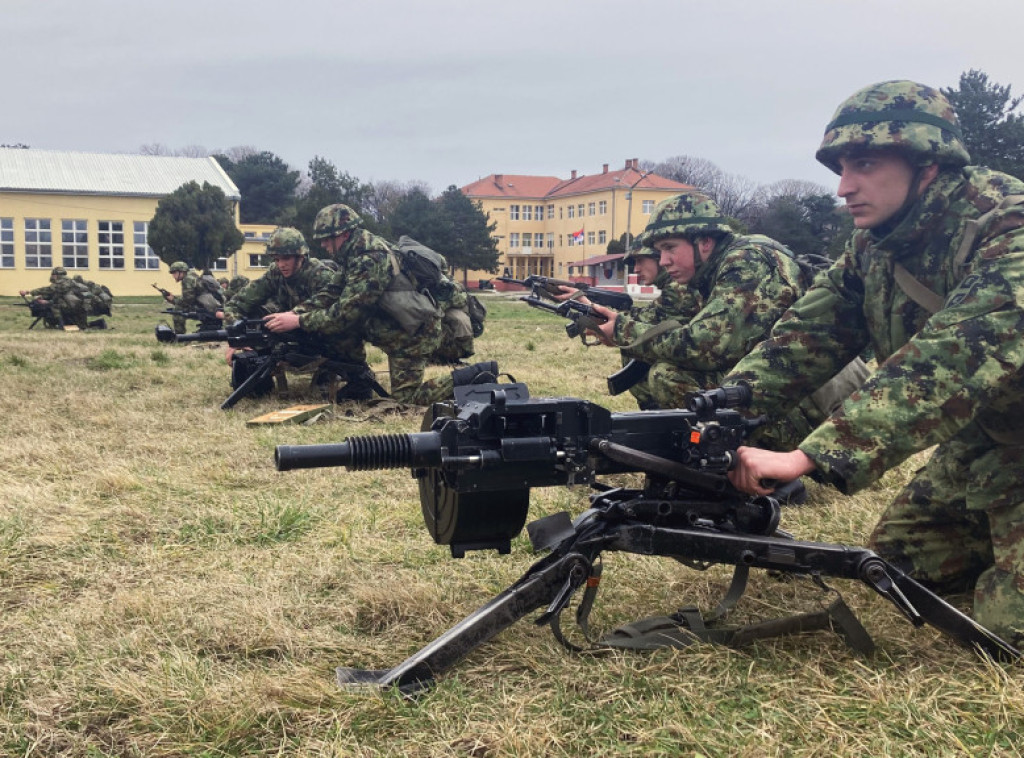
[572,228,584,243]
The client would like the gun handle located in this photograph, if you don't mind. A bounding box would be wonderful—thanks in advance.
[607,360,651,395]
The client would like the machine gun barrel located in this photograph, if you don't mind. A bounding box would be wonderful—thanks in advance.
[275,433,444,472]
[496,275,633,310]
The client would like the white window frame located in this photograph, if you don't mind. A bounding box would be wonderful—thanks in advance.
[97,221,125,269]
[522,205,533,221]
[588,202,596,216]
[133,221,160,270]
[509,204,520,221]
[61,219,89,269]
[642,200,655,214]
[599,200,607,215]
[25,218,52,268]
[0,218,14,268]
[598,230,607,245]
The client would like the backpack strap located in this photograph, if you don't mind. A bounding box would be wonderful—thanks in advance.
[895,194,1024,314]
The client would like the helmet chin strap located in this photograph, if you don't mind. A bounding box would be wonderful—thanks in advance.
[870,163,933,237]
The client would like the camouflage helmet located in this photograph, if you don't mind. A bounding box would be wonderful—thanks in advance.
[816,80,971,175]
[266,227,309,256]
[312,203,362,240]
[169,261,189,274]
[636,191,733,248]
[622,237,658,264]
[50,266,68,279]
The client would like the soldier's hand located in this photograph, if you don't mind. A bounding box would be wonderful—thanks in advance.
[586,303,618,346]
[19,290,28,296]
[225,347,236,366]
[550,285,590,305]
[263,311,301,333]
[728,447,816,496]
[163,293,175,303]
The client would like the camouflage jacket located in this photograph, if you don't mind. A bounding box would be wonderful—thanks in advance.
[298,228,395,335]
[223,258,335,321]
[625,270,703,328]
[176,270,223,311]
[613,234,803,378]
[31,276,87,306]
[726,167,1024,493]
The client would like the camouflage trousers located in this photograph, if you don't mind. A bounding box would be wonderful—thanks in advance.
[868,422,1024,646]
[365,313,450,405]
[633,360,824,451]
[57,298,89,330]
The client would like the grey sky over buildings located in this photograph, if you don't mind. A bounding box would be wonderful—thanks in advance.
[4,0,1023,196]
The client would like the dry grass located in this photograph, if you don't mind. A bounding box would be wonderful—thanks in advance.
[1,296,1022,757]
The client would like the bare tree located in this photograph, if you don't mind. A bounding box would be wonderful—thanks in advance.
[362,179,431,223]
[642,154,759,219]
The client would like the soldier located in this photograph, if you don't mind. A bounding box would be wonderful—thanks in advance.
[726,80,1024,647]
[73,275,113,317]
[584,191,867,452]
[19,266,91,329]
[163,261,225,334]
[224,275,250,299]
[263,204,497,404]
[220,227,374,400]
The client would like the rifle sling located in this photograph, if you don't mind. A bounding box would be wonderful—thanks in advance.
[551,563,874,656]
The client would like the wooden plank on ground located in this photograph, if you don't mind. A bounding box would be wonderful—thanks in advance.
[246,404,331,426]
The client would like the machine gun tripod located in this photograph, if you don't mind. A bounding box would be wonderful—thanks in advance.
[275,381,1020,694]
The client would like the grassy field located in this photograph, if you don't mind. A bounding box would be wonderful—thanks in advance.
[0,295,1021,757]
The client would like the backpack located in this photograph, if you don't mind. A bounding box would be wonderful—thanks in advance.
[395,235,449,292]
[467,293,487,337]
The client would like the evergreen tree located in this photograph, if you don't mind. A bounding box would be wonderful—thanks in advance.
[437,185,501,281]
[214,151,299,224]
[942,69,1024,178]
[148,181,245,269]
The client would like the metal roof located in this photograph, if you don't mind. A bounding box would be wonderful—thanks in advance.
[0,149,240,199]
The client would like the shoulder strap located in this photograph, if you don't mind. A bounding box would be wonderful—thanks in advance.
[895,194,1024,314]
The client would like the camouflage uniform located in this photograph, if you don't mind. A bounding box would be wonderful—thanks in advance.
[613,193,821,448]
[73,275,113,316]
[301,205,448,404]
[725,80,1024,645]
[224,231,364,365]
[225,275,250,299]
[169,263,224,334]
[29,267,90,329]
[431,277,476,365]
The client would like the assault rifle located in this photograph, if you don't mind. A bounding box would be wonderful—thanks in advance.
[152,283,173,299]
[275,381,1020,695]
[497,274,648,395]
[19,294,61,329]
[160,308,223,332]
[155,319,388,410]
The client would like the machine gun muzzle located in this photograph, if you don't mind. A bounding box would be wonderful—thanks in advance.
[275,433,443,472]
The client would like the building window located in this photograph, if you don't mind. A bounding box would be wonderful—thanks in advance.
[522,205,532,221]
[588,202,596,216]
[522,232,533,248]
[559,207,563,219]
[212,258,228,272]
[534,205,543,219]
[599,201,608,215]
[248,254,269,268]
[244,231,255,239]
[567,206,575,219]
[509,204,520,221]
[598,230,607,245]
[97,221,125,269]
[547,232,554,249]
[61,219,89,268]
[642,200,655,214]
[587,231,595,245]
[509,232,520,248]
[25,219,52,268]
[577,204,584,217]
[1,218,14,268]
[133,221,160,270]
[547,204,555,219]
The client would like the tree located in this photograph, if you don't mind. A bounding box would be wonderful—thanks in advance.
[289,156,373,245]
[388,188,453,249]
[436,185,501,280]
[642,155,759,218]
[148,181,245,270]
[942,69,1024,178]
[745,191,851,258]
[214,150,299,224]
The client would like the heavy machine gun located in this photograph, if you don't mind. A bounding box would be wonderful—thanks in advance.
[496,274,649,394]
[19,294,61,329]
[159,308,223,332]
[275,381,1020,694]
[155,319,387,410]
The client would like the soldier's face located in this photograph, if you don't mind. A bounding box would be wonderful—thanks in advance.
[171,271,186,282]
[836,150,932,229]
[632,256,660,286]
[319,231,350,255]
[272,254,301,278]
[655,238,699,284]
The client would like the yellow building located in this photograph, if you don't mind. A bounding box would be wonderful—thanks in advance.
[460,158,690,288]
[0,149,269,296]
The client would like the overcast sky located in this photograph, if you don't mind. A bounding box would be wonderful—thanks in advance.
[4,0,1022,196]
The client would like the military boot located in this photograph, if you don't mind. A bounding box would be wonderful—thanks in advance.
[451,360,499,387]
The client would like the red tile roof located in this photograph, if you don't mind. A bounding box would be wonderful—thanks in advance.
[462,160,691,200]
